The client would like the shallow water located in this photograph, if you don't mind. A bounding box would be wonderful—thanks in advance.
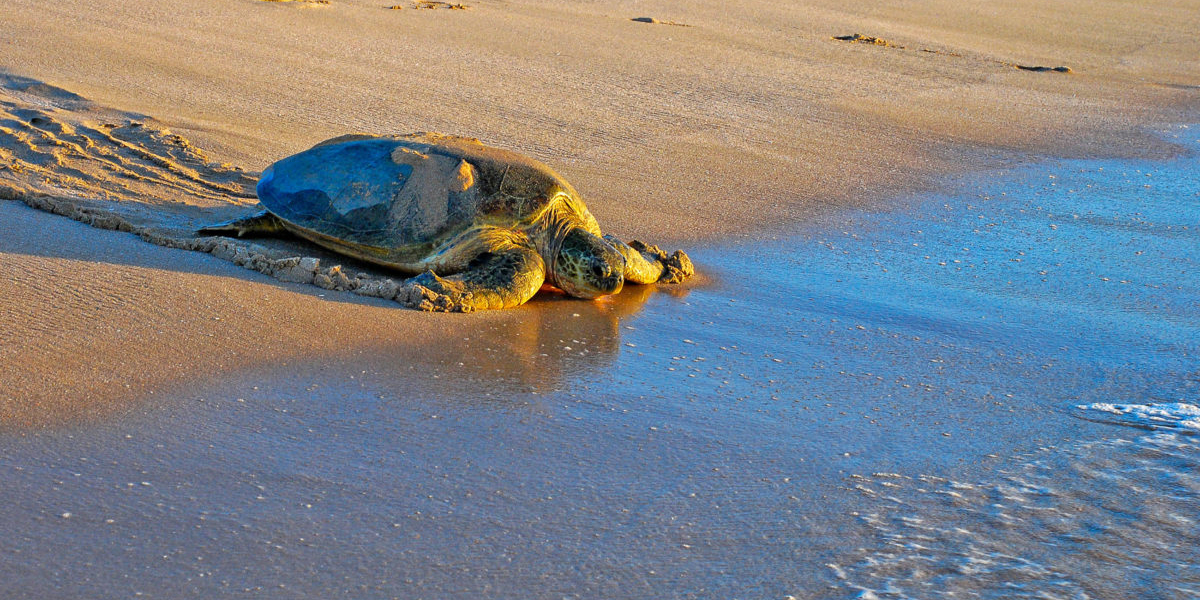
[1,125,1198,598]
[833,427,1200,599]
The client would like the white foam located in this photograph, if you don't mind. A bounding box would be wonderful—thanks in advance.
[834,432,1200,599]
[1077,402,1200,432]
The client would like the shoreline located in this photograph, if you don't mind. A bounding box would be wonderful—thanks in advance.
[2,119,1194,429]
[2,125,1195,597]
[0,52,1195,425]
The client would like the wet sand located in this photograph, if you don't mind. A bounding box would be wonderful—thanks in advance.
[3,127,1197,597]
[1,0,1199,596]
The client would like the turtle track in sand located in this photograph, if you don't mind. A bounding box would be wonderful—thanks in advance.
[0,74,454,310]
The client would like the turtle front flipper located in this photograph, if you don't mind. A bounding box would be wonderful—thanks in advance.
[603,235,694,285]
[398,245,546,312]
[198,210,287,238]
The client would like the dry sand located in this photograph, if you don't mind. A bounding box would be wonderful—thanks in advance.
[2,0,1197,237]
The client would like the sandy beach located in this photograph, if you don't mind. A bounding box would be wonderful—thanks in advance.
[1,0,1195,416]
[1,0,1198,597]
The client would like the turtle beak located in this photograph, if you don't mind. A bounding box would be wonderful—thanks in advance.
[601,246,625,296]
[591,258,624,297]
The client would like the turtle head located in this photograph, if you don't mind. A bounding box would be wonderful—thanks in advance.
[551,228,625,299]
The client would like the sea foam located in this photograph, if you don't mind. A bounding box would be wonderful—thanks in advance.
[1077,402,1200,433]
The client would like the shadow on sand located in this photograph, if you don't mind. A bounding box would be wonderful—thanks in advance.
[0,73,696,425]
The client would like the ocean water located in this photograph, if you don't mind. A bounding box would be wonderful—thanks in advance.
[832,427,1200,599]
[810,125,1200,599]
[0,125,1197,598]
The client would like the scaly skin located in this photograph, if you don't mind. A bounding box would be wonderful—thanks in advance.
[397,245,545,312]
[198,210,288,238]
[604,235,694,284]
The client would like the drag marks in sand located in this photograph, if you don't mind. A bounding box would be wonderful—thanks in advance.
[0,75,256,216]
[832,33,907,49]
[833,33,1073,74]
[0,75,443,307]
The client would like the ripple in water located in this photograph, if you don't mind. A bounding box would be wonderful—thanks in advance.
[1077,402,1200,433]
[832,424,1200,599]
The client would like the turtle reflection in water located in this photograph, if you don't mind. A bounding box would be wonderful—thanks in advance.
[200,133,693,312]
[420,283,683,392]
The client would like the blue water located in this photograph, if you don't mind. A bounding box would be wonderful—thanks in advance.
[0,125,1197,599]
[772,125,1200,598]
[704,127,1198,407]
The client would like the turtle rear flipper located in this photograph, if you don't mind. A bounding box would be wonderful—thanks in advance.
[198,210,287,238]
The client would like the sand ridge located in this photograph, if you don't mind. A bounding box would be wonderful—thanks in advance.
[0,74,257,219]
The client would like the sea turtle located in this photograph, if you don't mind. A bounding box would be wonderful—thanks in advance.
[199,133,692,312]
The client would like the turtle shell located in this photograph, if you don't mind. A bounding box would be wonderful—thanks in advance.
[256,133,578,251]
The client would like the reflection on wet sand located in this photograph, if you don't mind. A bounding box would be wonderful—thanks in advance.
[0,192,686,426]
[375,282,689,396]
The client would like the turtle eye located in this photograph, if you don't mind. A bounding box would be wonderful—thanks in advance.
[591,263,607,279]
